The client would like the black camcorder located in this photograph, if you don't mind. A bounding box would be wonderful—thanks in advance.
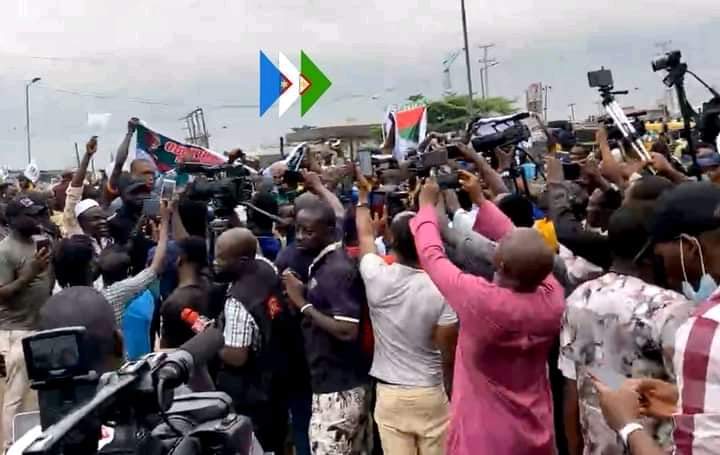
[16,327,256,455]
[469,112,531,154]
[652,50,682,73]
[23,328,99,432]
[179,162,254,219]
[405,148,461,190]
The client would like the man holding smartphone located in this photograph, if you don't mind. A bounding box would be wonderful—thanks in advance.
[0,194,53,448]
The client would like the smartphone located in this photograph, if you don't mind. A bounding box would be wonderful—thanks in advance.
[588,68,614,88]
[369,191,385,218]
[358,150,373,176]
[160,178,176,200]
[32,235,50,253]
[562,162,581,181]
[142,198,161,218]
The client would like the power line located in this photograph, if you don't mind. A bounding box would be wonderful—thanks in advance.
[36,83,258,109]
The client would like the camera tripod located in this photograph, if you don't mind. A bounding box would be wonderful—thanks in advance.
[598,87,653,164]
[655,51,720,179]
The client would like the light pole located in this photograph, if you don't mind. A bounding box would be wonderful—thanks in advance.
[460,0,474,120]
[25,77,41,164]
[568,103,576,121]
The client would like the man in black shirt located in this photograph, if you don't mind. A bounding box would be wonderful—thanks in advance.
[159,236,210,349]
[281,201,369,455]
[214,228,290,454]
[107,173,155,274]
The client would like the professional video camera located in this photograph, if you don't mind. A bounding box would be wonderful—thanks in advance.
[651,49,720,153]
[13,327,257,455]
[468,112,531,158]
[179,162,254,219]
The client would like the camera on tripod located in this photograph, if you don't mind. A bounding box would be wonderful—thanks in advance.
[587,67,654,163]
[652,50,682,73]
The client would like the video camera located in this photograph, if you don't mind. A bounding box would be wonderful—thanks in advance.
[179,162,254,219]
[405,147,461,190]
[15,327,256,455]
[651,50,682,73]
[469,112,531,156]
[650,49,720,149]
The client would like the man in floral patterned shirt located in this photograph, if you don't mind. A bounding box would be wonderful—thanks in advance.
[558,206,695,454]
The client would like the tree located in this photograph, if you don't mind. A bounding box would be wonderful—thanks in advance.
[419,94,516,133]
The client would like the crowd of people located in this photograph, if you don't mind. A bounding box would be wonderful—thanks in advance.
[0,115,719,455]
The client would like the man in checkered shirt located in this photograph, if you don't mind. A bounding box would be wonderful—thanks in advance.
[214,227,289,455]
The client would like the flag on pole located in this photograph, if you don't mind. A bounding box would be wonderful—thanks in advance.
[135,124,225,173]
[383,105,427,161]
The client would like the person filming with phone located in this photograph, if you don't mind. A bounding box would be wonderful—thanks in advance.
[0,194,54,449]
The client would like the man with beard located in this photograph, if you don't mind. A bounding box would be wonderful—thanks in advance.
[214,227,290,454]
[62,136,111,254]
[0,195,53,447]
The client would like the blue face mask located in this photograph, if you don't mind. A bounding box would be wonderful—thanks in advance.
[680,235,718,303]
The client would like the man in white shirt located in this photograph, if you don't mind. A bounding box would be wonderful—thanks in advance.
[62,137,111,254]
[355,177,458,455]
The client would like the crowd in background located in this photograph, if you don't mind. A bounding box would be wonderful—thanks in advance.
[0,116,719,455]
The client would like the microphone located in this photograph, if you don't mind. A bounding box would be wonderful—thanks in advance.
[154,327,224,390]
[180,308,214,333]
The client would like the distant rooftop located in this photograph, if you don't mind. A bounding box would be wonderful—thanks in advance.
[285,123,380,142]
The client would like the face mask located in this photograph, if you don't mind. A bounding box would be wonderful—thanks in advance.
[680,235,718,302]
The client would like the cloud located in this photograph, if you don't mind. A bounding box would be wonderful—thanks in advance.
[0,0,718,168]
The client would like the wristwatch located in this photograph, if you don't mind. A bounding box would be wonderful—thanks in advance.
[618,422,644,446]
[356,202,370,209]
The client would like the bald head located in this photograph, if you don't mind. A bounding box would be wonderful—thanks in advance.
[495,228,554,292]
[214,227,258,281]
[216,227,257,259]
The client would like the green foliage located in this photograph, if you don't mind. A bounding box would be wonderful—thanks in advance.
[409,94,516,133]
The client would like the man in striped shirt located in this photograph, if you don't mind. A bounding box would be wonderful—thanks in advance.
[593,183,720,454]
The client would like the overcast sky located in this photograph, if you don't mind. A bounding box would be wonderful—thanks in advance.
[1,0,719,169]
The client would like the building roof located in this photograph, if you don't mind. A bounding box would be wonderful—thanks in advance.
[285,123,380,142]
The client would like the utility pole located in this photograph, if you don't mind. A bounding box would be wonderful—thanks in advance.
[478,68,486,99]
[25,77,41,164]
[543,85,552,121]
[477,59,499,99]
[568,103,576,121]
[460,0,474,119]
[477,44,495,99]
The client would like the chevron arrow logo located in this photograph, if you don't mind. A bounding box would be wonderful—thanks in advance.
[259,50,331,117]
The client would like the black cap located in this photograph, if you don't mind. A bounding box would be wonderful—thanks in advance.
[649,182,720,242]
[5,194,46,218]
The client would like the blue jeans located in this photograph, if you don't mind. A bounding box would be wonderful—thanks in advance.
[289,392,312,455]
